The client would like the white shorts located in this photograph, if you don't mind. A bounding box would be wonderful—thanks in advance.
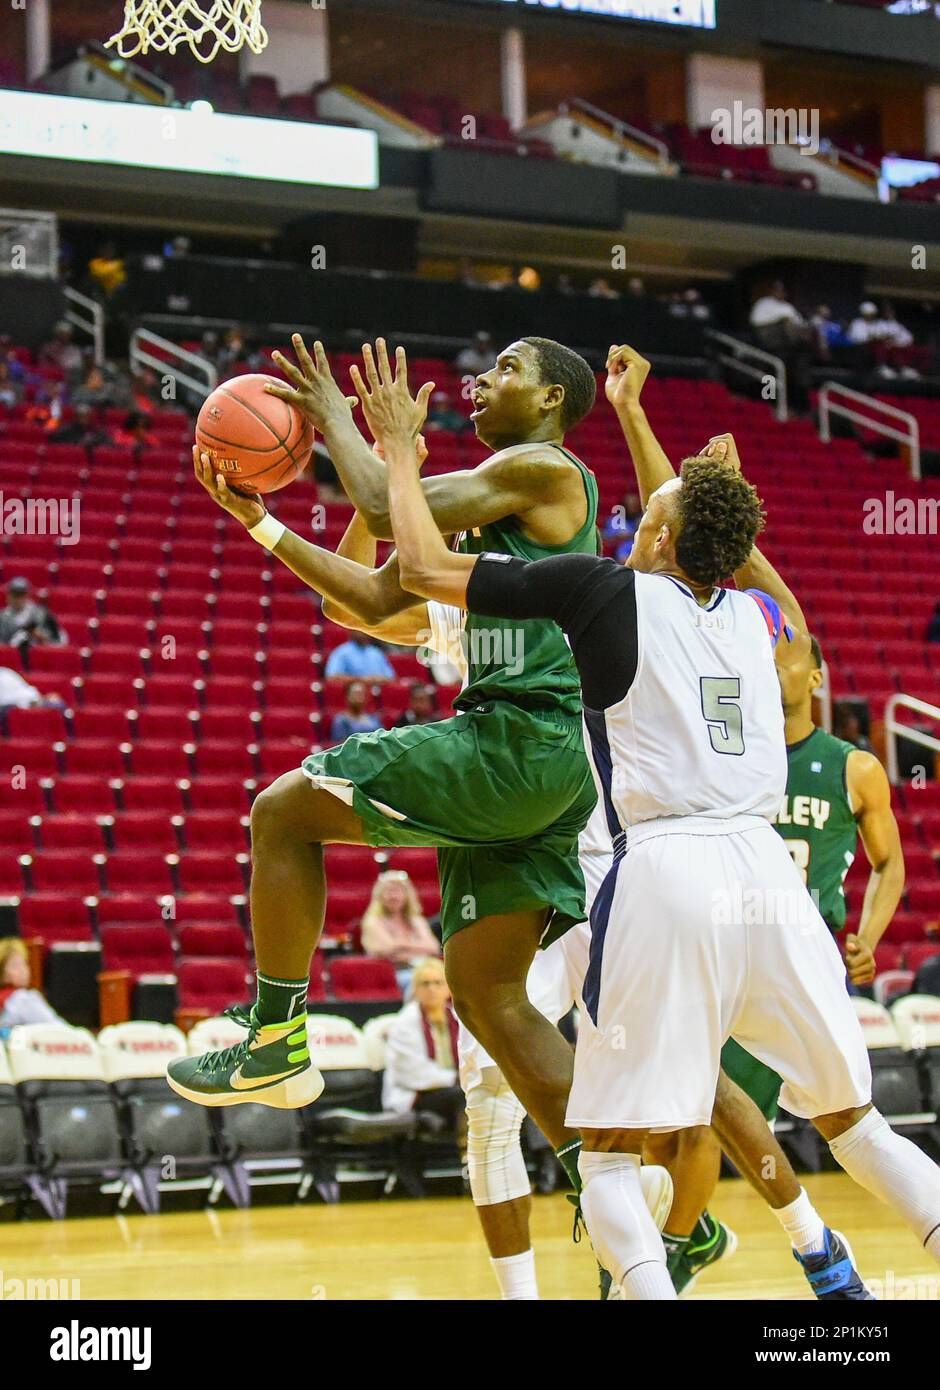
[566,817,872,1132]
[457,851,608,1092]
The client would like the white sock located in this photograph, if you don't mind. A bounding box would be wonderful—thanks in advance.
[578,1150,676,1301]
[490,1249,539,1300]
[828,1108,940,1259]
[772,1186,827,1257]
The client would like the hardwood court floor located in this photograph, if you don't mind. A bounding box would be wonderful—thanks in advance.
[1,1172,934,1300]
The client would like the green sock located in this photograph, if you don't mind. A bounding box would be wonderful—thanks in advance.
[555,1137,583,1192]
[255,971,309,1026]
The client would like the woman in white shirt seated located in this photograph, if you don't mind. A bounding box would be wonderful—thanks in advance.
[381,957,466,1146]
[0,938,63,1029]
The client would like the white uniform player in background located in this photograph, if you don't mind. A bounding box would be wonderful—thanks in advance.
[379,391,940,1304]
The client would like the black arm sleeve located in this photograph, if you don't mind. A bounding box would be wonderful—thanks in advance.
[466,551,639,709]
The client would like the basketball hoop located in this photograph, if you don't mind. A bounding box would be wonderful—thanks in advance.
[105,1,268,65]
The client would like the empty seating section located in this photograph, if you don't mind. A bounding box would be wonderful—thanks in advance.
[2,356,939,1019]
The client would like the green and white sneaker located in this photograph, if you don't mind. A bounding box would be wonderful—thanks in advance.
[167,1005,324,1109]
[671,1212,738,1296]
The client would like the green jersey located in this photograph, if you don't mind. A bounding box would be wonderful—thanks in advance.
[770,727,858,932]
[454,446,598,715]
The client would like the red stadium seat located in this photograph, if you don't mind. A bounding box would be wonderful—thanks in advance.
[177,923,248,961]
[101,924,176,978]
[176,957,252,1015]
[103,852,176,895]
[329,956,402,1002]
[26,850,101,895]
[18,896,93,945]
[177,852,248,894]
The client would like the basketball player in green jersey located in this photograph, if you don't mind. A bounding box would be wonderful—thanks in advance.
[168,334,601,1197]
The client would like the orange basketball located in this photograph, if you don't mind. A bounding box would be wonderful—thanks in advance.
[195,373,315,495]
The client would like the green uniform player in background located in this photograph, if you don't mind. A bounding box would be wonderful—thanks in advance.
[722,631,906,1123]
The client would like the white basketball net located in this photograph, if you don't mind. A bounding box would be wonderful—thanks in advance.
[106,1,268,65]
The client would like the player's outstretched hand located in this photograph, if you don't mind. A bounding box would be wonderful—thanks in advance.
[373,433,430,468]
[349,339,435,451]
[266,335,353,428]
[192,447,266,528]
[703,433,743,473]
[844,933,876,987]
[605,344,651,411]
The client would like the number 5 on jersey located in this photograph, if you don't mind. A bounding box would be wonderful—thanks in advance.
[700,676,745,756]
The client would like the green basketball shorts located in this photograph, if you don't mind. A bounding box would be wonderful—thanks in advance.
[301,701,597,945]
[720,1037,783,1122]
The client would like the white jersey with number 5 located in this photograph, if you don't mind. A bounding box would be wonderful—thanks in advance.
[585,573,787,831]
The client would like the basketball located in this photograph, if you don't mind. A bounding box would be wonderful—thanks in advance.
[195,373,315,495]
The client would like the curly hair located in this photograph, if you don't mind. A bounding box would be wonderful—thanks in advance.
[673,456,766,587]
[520,336,597,430]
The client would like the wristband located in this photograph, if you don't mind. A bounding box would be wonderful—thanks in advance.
[248,513,286,551]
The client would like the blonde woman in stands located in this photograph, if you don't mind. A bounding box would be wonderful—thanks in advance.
[0,939,63,1030]
[360,869,440,993]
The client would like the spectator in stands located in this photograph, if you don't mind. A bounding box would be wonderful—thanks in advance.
[668,287,712,323]
[39,322,84,381]
[750,281,806,344]
[394,682,437,729]
[750,281,811,410]
[325,633,395,681]
[0,665,63,712]
[0,338,26,386]
[87,240,126,298]
[425,389,469,433]
[627,276,646,298]
[926,600,940,643]
[27,379,69,433]
[49,401,112,448]
[381,956,464,1146]
[811,305,851,363]
[455,332,494,377]
[0,939,64,1030]
[73,362,117,410]
[847,301,882,349]
[218,326,248,375]
[556,273,576,295]
[361,872,440,993]
[588,277,620,300]
[0,578,65,649]
[602,490,642,563]
[329,680,382,743]
[113,410,158,449]
[164,234,192,260]
[877,305,926,379]
[517,266,541,291]
[0,361,21,407]
[833,704,875,755]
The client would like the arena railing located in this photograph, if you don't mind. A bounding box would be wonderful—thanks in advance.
[885,695,940,787]
[0,208,58,280]
[556,98,671,168]
[130,327,218,402]
[818,382,921,480]
[704,330,788,423]
[64,287,105,367]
